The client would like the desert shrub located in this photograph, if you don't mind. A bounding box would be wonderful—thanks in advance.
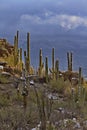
[13,68,22,76]
[0,74,9,83]
[50,78,65,93]
[0,94,10,107]
[50,78,71,96]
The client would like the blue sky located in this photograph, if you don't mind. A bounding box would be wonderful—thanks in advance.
[0,0,87,37]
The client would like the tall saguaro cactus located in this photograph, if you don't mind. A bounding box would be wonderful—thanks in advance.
[14,35,18,66]
[39,48,43,67]
[27,32,30,74]
[67,52,72,71]
[49,48,60,80]
[55,59,59,80]
[14,30,19,66]
[27,33,30,62]
[17,30,19,48]
[50,48,55,79]
[45,57,48,83]
[78,67,82,102]
[38,48,44,77]
[24,50,27,71]
[20,48,22,62]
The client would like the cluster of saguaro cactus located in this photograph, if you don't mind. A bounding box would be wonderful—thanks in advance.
[49,48,59,80]
[67,52,72,71]
[14,31,23,71]
[38,48,44,77]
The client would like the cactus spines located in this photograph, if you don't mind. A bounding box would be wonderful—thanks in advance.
[45,57,48,83]
[67,52,72,71]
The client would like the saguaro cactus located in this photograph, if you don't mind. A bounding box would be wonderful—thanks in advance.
[14,30,19,66]
[39,48,43,67]
[49,48,55,79]
[67,52,72,71]
[49,59,59,80]
[78,67,82,102]
[55,59,59,80]
[52,48,55,79]
[45,57,48,83]
[38,48,44,77]
[27,32,30,74]
[14,35,18,66]
[20,48,22,62]
[17,30,19,48]
[24,50,27,71]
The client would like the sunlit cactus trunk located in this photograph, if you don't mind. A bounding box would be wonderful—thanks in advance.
[45,57,48,83]
[67,52,72,71]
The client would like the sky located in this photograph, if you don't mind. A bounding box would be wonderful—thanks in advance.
[0,0,87,39]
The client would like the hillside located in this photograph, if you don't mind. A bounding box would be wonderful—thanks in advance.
[0,39,14,58]
[0,36,87,130]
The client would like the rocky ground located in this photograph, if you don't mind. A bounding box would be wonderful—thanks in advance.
[0,74,87,130]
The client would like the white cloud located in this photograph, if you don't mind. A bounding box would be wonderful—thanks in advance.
[20,14,42,24]
[20,14,87,29]
[58,15,87,29]
[45,14,87,29]
[44,10,53,17]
